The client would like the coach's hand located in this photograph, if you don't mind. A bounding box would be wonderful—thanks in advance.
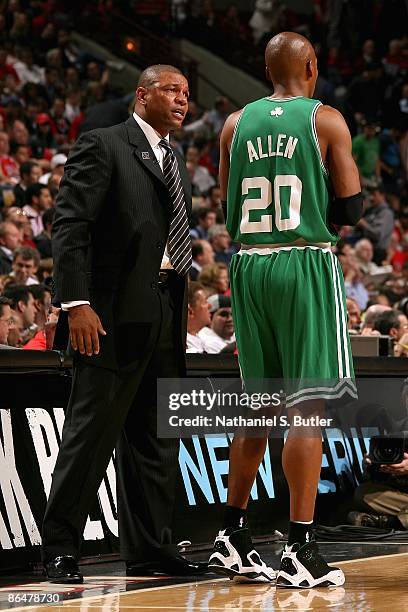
[68,304,106,356]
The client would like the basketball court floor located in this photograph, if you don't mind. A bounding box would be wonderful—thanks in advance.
[1,540,408,611]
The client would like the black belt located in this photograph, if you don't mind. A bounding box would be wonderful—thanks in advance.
[158,269,179,286]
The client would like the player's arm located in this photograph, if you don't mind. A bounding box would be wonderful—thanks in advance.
[317,106,363,225]
[219,110,242,220]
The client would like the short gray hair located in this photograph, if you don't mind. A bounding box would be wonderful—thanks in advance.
[137,64,183,88]
[208,224,228,240]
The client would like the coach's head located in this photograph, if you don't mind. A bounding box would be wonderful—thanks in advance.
[134,64,189,137]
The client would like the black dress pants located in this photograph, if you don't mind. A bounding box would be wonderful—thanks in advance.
[42,284,184,562]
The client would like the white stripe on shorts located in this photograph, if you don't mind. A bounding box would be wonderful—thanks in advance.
[329,251,344,379]
[333,254,352,378]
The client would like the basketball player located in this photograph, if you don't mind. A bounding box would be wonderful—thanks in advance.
[208,32,362,587]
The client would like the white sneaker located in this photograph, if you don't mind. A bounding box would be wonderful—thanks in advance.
[208,527,276,583]
[277,540,345,588]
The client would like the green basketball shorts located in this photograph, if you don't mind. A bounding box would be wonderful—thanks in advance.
[229,246,357,407]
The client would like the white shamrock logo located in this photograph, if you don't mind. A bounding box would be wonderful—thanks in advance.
[270,106,283,117]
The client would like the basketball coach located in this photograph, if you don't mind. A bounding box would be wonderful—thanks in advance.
[42,65,207,583]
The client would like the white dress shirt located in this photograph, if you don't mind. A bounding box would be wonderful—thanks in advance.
[61,112,173,311]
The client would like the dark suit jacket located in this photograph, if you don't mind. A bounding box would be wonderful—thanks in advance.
[52,116,192,370]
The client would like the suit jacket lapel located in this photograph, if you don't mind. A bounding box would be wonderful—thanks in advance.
[125,116,167,187]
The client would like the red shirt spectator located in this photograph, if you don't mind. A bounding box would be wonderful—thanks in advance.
[23,328,46,350]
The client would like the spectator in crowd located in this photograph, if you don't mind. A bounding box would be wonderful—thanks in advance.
[50,98,71,142]
[14,48,45,86]
[186,145,215,195]
[204,96,231,136]
[354,239,374,273]
[13,161,43,207]
[9,246,40,285]
[22,183,53,236]
[10,120,30,149]
[205,184,223,218]
[373,309,408,344]
[198,293,235,353]
[349,450,408,529]
[198,262,229,296]
[352,119,380,186]
[186,281,212,353]
[30,283,52,329]
[3,284,37,342]
[355,183,395,264]
[208,224,235,264]
[0,131,19,183]
[354,238,392,279]
[34,113,57,154]
[338,252,369,310]
[39,153,67,185]
[0,295,12,346]
[4,207,36,248]
[6,309,23,348]
[384,230,408,273]
[346,298,361,333]
[394,333,408,357]
[0,221,21,274]
[64,86,82,123]
[22,283,52,350]
[183,97,230,141]
[190,207,216,240]
[12,143,31,167]
[249,0,283,44]
[0,48,19,83]
[380,126,405,202]
[190,239,214,281]
[361,304,392,333]
[34,207,54,259]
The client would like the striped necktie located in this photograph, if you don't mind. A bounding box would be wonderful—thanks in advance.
[159,139,192,276]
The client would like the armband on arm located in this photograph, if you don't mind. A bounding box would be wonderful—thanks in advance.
[329,192,363,226]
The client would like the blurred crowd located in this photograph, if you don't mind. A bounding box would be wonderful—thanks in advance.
[0,0,407,358]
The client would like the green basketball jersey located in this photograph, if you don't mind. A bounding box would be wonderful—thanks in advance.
[227,96,338,245]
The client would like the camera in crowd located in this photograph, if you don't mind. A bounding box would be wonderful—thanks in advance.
[369,433,408,465]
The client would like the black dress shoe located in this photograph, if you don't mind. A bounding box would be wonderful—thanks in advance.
[45,555,83,584]
[126,553,209,577]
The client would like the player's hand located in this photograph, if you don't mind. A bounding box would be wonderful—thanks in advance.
[68,304,106,356]
[380,453,408,474]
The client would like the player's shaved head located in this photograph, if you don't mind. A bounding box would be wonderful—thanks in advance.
[265,32,316,91]
[138,64,183,88]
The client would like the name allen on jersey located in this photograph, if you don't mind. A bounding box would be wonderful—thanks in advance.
[246,133,298,163]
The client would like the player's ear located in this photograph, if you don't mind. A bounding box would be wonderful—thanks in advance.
[265,65,271,82]
[306,59,315,80]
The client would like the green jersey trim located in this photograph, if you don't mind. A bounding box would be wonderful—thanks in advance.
[311,101,328,176]
[230,109,244,158]
[264,96,303,101]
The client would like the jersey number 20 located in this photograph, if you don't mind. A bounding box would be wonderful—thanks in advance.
[240,175,302,234]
